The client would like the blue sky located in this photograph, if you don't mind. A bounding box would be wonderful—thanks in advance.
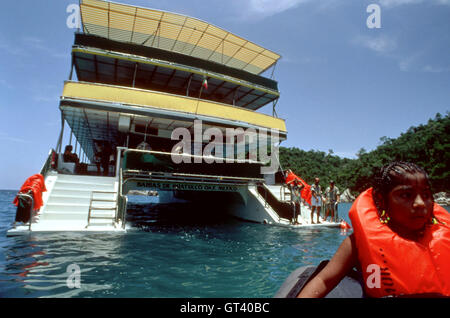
[0,0,449,190]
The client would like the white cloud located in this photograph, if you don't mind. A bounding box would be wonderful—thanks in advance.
[353,38,448,73]
[0,39,27,57]
[0,79,14,90]
[352,35,397,54]
[22,37,66,59]
[422,65,450,73]
[380,0,450,8]
[234,0,339,20]
[399,56,415,72]
[0,36,66,60]
[396,52,425,72]
[234,0,449,20]
[379,0,423,8]
[280,55,327,65]
[246,0,310,17]
[398,56,450,73]
[0,132,29,144]
[395,51,446,73]
[27,82,61,104]
[33,95,60,103]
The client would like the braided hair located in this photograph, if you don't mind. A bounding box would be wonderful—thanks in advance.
[372,161,433,214]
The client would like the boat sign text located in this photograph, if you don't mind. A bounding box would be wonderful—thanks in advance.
[134,181,240,192]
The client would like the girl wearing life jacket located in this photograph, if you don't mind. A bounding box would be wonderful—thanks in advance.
[297,162,450,297]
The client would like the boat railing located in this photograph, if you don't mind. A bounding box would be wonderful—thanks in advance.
[121,148,264,181]
[320,199,339,223]
[117,166,127,229]
[115,147,127,179]
[114,147,128,229]
[40,149,56,177]
[122,168,264,185]
[122,148,264,164]
[256,183,297,222]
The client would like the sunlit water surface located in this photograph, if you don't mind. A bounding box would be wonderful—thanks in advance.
[6,190,443,298]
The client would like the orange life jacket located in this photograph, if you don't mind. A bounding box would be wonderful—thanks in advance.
[349,188,450,297]
[284,172,311,205]
[13,174,47,211]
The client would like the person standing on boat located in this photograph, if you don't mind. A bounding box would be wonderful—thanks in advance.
[100,142,112,176]
[310,178,322,224]
[290,179,305,225]
[93,141,103,175]
[285,170,309,224]
[324,180,340,222]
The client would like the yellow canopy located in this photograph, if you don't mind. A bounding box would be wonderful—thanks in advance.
[79,0,281,75]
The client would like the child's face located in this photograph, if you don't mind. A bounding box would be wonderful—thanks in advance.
[387,172,433,233]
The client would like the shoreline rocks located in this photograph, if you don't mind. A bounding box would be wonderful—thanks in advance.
[128,190,159,196]
[434,192,450,206]
[340,188,356,203]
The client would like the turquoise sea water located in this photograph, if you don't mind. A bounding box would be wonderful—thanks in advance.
[0,189,447,298]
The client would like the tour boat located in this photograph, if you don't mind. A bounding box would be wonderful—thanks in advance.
[8,0,341,236]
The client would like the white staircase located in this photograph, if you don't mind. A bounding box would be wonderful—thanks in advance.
[245,184,340,228]
[28,173,124,232]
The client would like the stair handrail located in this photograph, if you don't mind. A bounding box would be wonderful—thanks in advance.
[116,168,121,224]
[87,191,94,225]
[256,183,281,223]
[40,148,56,177]
[115,147,128,229]
[264,183,268,208]
[118,167,128,229]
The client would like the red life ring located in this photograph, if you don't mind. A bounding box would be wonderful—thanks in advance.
[340,220,351,230]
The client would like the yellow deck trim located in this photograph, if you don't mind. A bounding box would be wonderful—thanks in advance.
[62,82,287,132]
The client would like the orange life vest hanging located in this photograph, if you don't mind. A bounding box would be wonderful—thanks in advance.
[13,174,47,211]
[284,171,311,205]
[349,188,450,297]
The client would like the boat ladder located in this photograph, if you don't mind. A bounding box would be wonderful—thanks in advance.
[280,184,292,202]
[86,191,117,228]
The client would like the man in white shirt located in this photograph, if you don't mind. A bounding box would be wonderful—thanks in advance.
[324,180,340,222]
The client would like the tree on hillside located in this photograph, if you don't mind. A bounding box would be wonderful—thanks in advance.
[278,112,449,194]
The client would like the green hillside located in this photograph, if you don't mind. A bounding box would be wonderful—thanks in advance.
[278,112,449,194]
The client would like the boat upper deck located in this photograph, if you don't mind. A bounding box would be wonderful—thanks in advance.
[74,0,281,111]
[72,33,279,110]
[79,0,280,75]
[58,0,286,169]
